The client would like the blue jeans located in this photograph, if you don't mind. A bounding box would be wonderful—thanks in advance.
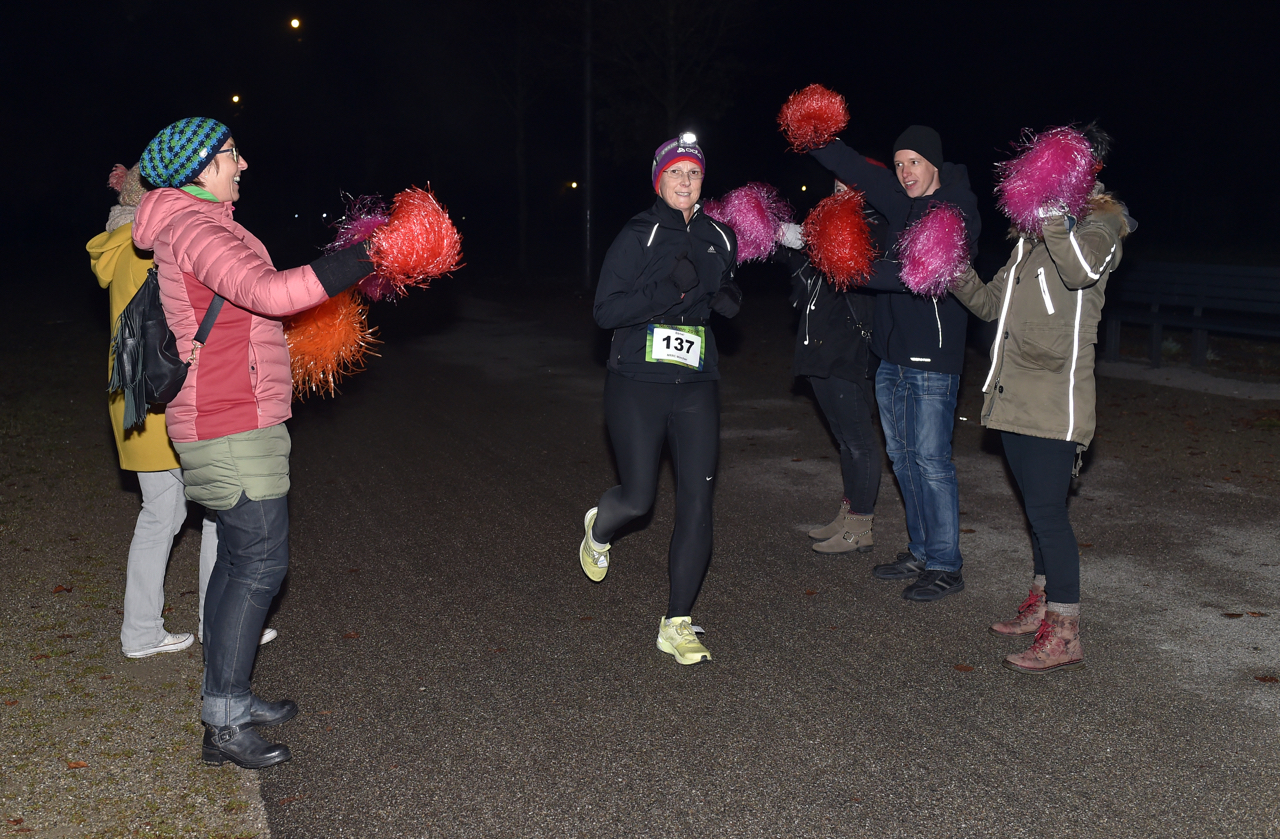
[202,492,289,727]
[875,361,962,572]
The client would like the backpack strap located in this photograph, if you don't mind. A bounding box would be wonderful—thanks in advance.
[186,294,225,363]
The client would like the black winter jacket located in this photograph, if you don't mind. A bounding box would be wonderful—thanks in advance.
[810,139,981,375]
[595,199,739,383]
[779,246,875,382]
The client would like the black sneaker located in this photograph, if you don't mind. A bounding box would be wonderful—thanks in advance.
[872,551,926,580]
[902,569,965,601]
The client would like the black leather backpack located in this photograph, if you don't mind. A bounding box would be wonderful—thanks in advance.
[108,267,223,430]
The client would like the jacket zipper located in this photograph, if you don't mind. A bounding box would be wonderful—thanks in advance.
[1037,267,1055,315]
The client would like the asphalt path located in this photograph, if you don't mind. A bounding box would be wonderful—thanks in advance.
[253,284,1279,838]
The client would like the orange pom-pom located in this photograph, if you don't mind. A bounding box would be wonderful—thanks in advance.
[366,185,463,295]
[777,84,849,152]
[803,188,877,291]
[283,290,381,399]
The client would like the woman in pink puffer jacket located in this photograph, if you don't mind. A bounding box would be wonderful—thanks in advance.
[134,117,370,769]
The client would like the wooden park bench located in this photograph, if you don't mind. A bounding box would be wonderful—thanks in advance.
[1103,261,1280,367]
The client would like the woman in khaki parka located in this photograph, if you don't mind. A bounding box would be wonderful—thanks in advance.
[950,125,1133,674]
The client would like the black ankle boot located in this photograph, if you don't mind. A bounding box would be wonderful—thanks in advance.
[250,696,299,727]
[202,724,292,768]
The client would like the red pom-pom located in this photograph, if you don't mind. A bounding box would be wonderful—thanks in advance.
[802,188,876,290]
[283,290,381,399]
[898,203,970,298]
[366,186,464,296]
[777,84,849,152]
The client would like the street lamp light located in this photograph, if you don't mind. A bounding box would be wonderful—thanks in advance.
[290,18,300,29]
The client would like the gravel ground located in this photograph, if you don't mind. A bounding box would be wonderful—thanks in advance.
[2,282,1277,837]
[1,321,269,838]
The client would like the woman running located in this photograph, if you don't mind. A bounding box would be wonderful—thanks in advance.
[580,133,740,665]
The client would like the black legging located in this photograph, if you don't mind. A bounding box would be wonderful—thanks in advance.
[808,374,881,514]
[1001,431,1080,604]
[592,372,719,618]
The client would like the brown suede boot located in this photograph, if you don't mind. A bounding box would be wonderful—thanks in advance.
[808,499,851,540]
[1002,610,1085,674]
[812,513,874,554]
[988,586,1046,637]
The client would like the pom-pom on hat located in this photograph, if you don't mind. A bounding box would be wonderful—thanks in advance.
[652,133,705,192]
[110,164,147,208]
[139,118,231,189]
[892,125,944,170]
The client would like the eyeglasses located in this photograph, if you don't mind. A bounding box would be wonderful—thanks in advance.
[663,168,703,181]
[214,147,241,164]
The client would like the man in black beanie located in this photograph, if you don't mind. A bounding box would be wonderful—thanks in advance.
[807,125,980,602]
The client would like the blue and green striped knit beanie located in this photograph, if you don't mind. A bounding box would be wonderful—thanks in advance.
[139,118,231,188]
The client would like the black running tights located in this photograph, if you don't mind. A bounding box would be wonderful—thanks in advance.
[592,373,719,618]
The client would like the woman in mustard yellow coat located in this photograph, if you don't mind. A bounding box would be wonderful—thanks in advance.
[88,164,228,657]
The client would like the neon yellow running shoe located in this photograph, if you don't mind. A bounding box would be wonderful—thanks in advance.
[579,507,610,582]
[656,616,711,665]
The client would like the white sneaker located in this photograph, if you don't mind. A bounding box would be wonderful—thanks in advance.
[124,632,195,659]
[196,628,278,646]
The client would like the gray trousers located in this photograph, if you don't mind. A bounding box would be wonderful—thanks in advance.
[120,469,218,654]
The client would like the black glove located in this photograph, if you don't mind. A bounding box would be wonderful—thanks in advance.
[310,240,372,297]
[670,251,699,293]
[710,279,742,318]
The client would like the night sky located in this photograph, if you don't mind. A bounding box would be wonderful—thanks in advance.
[7,0,1276,307]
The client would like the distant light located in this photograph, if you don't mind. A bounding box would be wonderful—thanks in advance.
[801,185,807,191]
[321,213,327,218]
[570,182,578,189]
[232,95,240,103]
[294,214,299,218]
[290,18,300,28]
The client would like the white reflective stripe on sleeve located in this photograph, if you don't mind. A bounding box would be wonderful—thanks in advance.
[1037,267,1056,315]
[708,220,732,252]
[646,223,660,247]
[1065,289,1083,441]
[983,239,1023,393]
[933,299,942,348]
[1068,228,1116,280]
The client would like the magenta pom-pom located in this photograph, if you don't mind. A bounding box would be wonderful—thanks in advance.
[996,126,1096,236]
[803,188,876,290]
[326,194,390,254]
[899,203,970,299]
[703,182,793,263]
[777,84,849,152]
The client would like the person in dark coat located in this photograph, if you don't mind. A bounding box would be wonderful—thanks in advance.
[808,126,980,602]
[777,178,886,555]
[580,133,741,665]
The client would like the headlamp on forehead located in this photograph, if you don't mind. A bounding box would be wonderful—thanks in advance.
[679,132,697,146]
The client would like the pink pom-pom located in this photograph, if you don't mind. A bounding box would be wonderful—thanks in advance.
[366,186,464,297]
[777,84,849,152]
[326,193,390,254]
[108,164,128,192]
[898,203,970,298]
[703,182,794,263]
[803,188,876,290]
[996,126,1096,236]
